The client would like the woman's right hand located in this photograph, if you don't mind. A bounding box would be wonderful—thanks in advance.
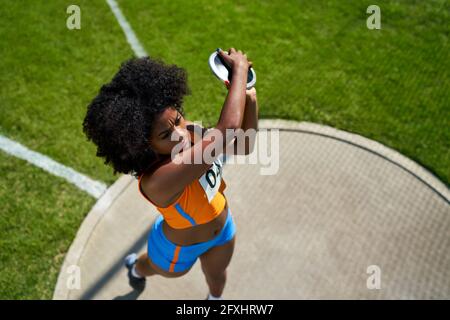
[217,48,253,72]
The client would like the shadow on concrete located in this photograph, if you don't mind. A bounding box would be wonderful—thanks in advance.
[113,289,144,300]
[80,227,149,300]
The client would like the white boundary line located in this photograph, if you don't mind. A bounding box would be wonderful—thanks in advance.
[0,1,145,201]
[0,0,147,199]
[0,135,107,199]
[106,0,147,57]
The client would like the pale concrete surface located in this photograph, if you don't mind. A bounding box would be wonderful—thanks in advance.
[54,120,450,300]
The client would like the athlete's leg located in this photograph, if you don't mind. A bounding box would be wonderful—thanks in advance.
[135,253,157,277]
[139,214,194,278]
[199,236,236,297]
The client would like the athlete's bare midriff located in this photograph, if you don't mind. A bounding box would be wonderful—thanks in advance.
[162,201,229,246]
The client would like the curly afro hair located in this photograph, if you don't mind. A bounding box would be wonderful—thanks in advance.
[82,56,191,178]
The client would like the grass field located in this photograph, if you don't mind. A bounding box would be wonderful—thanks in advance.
[0,0,448,299]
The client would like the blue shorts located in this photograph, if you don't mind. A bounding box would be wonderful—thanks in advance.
[147,206,236,273]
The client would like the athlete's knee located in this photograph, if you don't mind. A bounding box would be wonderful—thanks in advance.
[136,254,156,277]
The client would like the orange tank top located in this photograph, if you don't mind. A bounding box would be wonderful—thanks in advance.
[138,153,228,229]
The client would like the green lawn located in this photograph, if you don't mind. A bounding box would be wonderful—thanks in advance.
[0,0,131,299]
[0,0,132,184]
[0,152,96,299]
[0,0,448,299]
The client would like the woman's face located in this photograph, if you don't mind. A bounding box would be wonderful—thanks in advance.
[149,107,190,156]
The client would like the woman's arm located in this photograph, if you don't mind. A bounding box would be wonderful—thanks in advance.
[191,88,259,156]
[142,49,251,207]
[223,83,259,155]
[234,88,258,155]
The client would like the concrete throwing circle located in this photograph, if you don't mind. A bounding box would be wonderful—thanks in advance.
[54,120,450,299]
